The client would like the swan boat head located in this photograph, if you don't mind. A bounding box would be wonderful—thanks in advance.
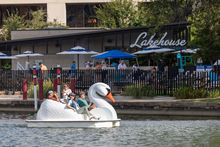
[88,82,118,120]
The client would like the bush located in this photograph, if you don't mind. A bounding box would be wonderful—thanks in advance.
[208,90,220,98]
[28,80,53,98]
[174,87,207,99]
[124,85,155,98]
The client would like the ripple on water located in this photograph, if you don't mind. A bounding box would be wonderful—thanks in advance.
[0,117,220,147]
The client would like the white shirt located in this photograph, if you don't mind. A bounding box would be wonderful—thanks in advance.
[118,63,127,70]
[62,88,72,99]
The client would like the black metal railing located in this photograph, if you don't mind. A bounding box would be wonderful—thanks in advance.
[0,68,219,95]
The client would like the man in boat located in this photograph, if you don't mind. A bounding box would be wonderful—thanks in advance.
[47,90,59,102]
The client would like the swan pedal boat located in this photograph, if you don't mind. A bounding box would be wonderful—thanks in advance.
[26,83,121,128]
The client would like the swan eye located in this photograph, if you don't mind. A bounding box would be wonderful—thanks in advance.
[96,92,104,98]
[106,88,111,95]
[96,88,111,97]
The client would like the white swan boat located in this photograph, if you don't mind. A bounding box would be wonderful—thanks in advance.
[26,82,120,128]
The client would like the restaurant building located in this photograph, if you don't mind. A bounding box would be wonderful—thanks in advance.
[0,1,189,70]
[0,22,189,70]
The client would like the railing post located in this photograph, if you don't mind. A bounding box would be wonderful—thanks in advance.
[32,65,38,111]
[56,65,62,98]
[22,79,28,100]
[53,79,58,92]
[70,78,77,93]
[38,79,44,100]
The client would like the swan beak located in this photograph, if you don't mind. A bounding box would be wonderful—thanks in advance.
[105,92,115,103]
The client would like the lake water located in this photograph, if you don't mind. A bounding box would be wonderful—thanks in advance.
[0,114,220,147]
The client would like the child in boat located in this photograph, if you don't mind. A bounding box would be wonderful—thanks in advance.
[61,83,72,103]
[77,91,98,120]
[66,93,79,111]
[47,90,59,102]
[77,91,96,110]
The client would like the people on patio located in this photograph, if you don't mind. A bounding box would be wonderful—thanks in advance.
[39,62,48,79]
[70,60,76,76]
[118,60,127,70]
[95,62,102,69]
[209,66,218,82]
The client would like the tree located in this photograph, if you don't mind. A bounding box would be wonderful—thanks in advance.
[95,0,137,28]
[96,0,195,29]
[189,0,220,64]
[0,10,26,40]
[0,9,66,40]
[28,9,47,29]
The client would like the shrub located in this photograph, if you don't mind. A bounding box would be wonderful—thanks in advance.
[174,87,207,99]
[124,85,155,98]
[28,80,53,98]
[208,90,220,98]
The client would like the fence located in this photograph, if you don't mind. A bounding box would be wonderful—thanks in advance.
[0,68,219,95]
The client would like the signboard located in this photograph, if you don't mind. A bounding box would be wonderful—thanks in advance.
[130,32,187,48]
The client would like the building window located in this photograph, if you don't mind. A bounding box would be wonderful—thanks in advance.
[66,4,101,27]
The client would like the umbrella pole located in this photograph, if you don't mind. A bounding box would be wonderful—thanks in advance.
[136,57,139,67]
[108,58,110,66]
[77,54,79,69]
[26,56,30,70]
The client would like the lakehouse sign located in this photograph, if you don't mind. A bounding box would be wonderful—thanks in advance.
[130,32,187,48]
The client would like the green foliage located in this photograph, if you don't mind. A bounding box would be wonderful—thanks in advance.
[48,21,65,28]
[208,90,220,98]
[28,9,66,29]
[189,1,220,64]
[174,87,207,99]
[95,0,137,28]
[124,85,155,97]
[28,80,53,98]
[95,0,194,29]
[28,9,47,29]
[0,9,66,40]
[0,10,26,40]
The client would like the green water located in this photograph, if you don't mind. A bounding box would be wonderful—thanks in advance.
[0,114,220,147]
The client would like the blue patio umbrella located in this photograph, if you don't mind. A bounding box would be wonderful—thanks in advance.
[92,50,137,67]
[93,50,135,59]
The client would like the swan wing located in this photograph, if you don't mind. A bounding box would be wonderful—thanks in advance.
[37,99,84,120]
[90,107,115,120]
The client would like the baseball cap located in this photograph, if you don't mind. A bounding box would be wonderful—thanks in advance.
[69,93,76,97]
[48,90,53,94]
